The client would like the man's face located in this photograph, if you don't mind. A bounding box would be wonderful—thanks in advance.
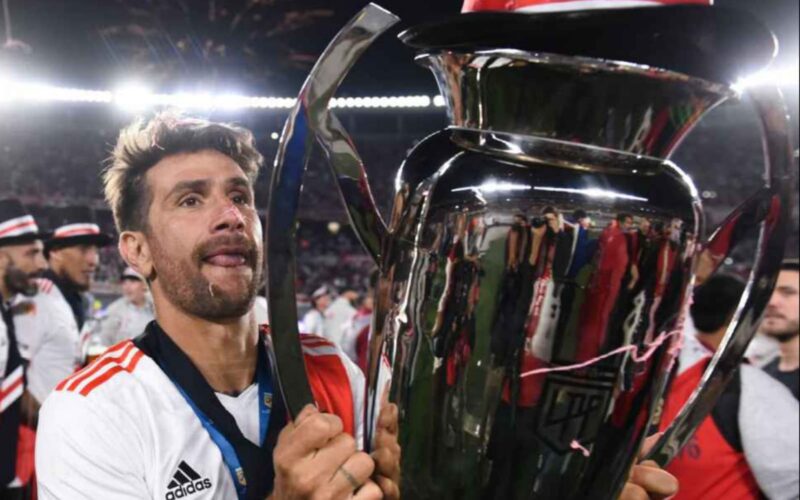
[639,218,651,233]
[144,150,262,321]
[761,270,800,342]
[1,240,47,296]
[315,294,331,311]
[49,244,99,292]
[121,278,147,305]
[621,217,634,231]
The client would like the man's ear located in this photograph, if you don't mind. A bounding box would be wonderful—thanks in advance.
[119,231,155,280]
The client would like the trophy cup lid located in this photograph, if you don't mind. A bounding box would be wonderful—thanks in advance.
[399,5,776,85]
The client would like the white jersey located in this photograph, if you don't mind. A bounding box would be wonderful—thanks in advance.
[36,332,366,500]
[13,278,81,404]
[101,295,155,345]
[0,317,7,384]
[302,308,325,336]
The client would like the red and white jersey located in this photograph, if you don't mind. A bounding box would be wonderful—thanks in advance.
[13,278,81,404]
[36,332,366,500]
[462,0,709,13]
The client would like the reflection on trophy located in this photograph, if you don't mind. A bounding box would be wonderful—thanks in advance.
[267,0,794,498]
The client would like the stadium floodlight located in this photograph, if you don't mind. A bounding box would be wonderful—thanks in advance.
[4,77,444,111]
[733,64,800,92]
[113,83,155,112]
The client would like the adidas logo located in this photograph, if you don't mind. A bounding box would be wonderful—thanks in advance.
[165,461,212,499]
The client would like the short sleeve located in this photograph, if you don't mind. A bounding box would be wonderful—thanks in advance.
[36,391,148,499]
[739,364,800,500]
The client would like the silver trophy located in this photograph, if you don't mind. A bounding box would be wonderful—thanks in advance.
[266,4,795,499]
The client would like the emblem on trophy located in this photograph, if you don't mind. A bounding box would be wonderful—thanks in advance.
[266,0,795,497]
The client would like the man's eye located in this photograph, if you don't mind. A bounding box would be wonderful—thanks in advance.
[232,193,250,205]
[179,196,200,207]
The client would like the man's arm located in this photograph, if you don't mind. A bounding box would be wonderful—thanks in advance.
[739,364,800,500]
[36,391,147,499]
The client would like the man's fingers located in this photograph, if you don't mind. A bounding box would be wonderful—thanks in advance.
[619,483,649,500]
[276,412,344,463]
[377,402,399,435]
[629,462,679,498]
[638,433,663,460]
[293,404,319,425]
[353,480,383,500]
[371,447,399,481]
[375,475,400,500]
[312,433,358,472]
[324,451,375,498]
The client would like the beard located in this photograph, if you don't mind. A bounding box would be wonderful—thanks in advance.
[149,233,263,321]
[762,315,800,344]
[4,263,38,297]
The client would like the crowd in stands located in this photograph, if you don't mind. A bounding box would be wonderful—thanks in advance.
[0,102,796,299]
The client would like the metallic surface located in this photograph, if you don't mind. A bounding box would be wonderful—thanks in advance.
[645,85,795,465]
[267,3,398,418]
[270,10,795,499]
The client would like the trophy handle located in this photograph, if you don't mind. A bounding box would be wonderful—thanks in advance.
[267,3,398,418]
[646,85,795,466]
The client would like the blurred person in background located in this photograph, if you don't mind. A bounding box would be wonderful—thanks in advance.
[761,259,800,399]
[100,267,154,346]
[13,206,113,423]
[660,274,799,500]
[324,289,358,347]
[0,199,48,499]
[303,285,331,336]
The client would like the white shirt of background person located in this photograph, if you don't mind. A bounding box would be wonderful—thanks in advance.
[323,292,358,346]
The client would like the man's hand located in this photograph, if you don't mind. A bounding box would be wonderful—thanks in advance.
[371,400,401,500]
[271,405,382,500]
[620,434,679,500]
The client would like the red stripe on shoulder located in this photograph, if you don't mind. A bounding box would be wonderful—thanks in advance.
[56,341,143,396]
[57,341,133,392]
[81,350,144,396]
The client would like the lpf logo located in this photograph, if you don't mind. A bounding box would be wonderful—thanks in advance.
[536,371,615,452]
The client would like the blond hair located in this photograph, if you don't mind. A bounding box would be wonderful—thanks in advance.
[103,112,264,233]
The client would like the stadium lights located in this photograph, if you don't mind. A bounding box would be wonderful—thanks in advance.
[1,63,795,111]
[1,78,442,111]
[733,64,799,92]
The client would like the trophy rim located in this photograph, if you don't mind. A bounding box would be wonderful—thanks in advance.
[399,5,776,86]
[415,48,735,96]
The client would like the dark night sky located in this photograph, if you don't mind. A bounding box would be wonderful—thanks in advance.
[0,0,796,96]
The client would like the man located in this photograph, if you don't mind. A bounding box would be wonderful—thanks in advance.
[303,285,331,337]
[761,259,800,399]
[0,199,48,498]
[662,274,799,499]
[13,206,113,423]
[36,115,398,500]
[324,289,359,347]
[36,114,676,500]
[100,266,154,345]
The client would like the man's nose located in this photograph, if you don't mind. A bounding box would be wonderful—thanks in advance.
[212,200,246,233]
[86,248,100,268]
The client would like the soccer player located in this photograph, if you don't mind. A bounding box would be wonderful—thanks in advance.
[0,199,48,498]
[35,114,678,499]
[35,115,399,500]
[13,206,113,424]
